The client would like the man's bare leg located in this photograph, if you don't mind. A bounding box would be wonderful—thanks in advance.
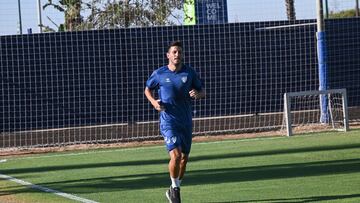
[178,153,189,184]
[166,148,182,202]
[169,147,182,187]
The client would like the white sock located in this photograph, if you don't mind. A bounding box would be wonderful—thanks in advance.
[171,177,180,188]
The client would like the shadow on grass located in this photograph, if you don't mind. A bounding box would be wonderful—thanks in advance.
[2,143,360,175]
[0,186,46,197]
[207,193,360,203]
[1,142,360,197]
[1,158,360,195]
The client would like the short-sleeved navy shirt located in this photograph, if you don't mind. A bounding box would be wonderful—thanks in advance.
[146,64,203,130]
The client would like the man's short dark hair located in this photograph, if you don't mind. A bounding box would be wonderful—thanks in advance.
[168,41,182,51]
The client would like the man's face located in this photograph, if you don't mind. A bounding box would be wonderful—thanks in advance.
[167,46,182,66]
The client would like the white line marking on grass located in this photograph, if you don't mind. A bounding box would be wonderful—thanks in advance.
[0,159,7,163]
[0,174,98,203]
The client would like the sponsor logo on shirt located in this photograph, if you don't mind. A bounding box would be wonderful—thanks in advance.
[165,78,171,83]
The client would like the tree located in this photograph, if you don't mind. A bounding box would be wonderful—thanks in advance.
[329,9,358,18]
[43,0,182,31]
[43,0,84,31]
[83,0,182,29]
[285,0,296,21]
[326,0,359,18]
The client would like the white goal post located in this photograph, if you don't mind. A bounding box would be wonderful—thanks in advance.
[283,88,349,136]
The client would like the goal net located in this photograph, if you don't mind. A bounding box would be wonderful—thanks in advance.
[283,89,349,136]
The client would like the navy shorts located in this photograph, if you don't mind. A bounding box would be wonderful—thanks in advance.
[161,126,192,155]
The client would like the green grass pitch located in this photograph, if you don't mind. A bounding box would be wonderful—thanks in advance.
[1,129,360,202]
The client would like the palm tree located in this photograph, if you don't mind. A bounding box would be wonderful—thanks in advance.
[285,0,296,21]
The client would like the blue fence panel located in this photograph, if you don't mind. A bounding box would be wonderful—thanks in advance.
[0,19,359,132]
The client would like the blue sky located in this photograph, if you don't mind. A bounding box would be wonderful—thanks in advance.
[0,0,356,36]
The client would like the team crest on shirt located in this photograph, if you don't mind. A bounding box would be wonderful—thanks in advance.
[181,76,187,83]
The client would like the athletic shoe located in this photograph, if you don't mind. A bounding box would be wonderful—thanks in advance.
[166,186,181,203]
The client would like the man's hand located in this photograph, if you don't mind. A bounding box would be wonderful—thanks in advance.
[152,99,165,112]
[189,89,205,100]
[145,87,165,112]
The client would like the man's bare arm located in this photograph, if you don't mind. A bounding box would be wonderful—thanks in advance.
[189,89,206,100]
[144,87,165,111]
